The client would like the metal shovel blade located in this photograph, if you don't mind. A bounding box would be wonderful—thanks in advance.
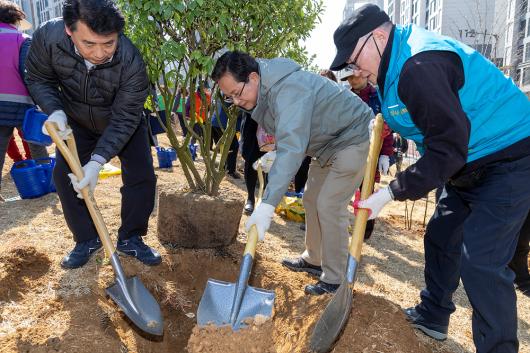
[106,254,163,336]
[309,255,358,353]
[197,278,275,330]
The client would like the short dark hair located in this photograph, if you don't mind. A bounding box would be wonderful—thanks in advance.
[211,51,259,83]
[63,0,125,35]
[319,69,337,82]
[0,0,25,25]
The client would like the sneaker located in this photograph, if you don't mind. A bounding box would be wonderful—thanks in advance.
[281,257,322,277]
[403,307,448,341]
[117,235,162,266]
[304,280,340,295]
[244,199,254,214]
[61,238,102,269]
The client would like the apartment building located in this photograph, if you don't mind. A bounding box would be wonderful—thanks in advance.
[499,0,530,95]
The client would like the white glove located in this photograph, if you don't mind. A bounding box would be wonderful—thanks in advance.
[253,150,276,173]
[42,110,72,139]
[68,160,103,199]
[245,203,276,241]
[356,186,393,220]
[378,155,390,175]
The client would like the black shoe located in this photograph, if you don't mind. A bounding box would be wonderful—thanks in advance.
[516,282,530,297]
[281,257,322,277]
[61,238,102,269]
[244,199,254,214]
[304,280,339,295]
[404,307,448,341]
[117,235,162,266]
[227,171,241,179]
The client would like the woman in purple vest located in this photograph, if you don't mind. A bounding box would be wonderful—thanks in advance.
[0,0,48,201]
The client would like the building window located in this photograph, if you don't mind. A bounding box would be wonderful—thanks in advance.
[523,68,530,85]
[526,44,530,62]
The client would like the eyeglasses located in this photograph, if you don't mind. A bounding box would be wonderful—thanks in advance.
[347,33,373,70]
[225,80,247,101]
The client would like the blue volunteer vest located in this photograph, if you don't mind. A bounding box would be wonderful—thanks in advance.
[379,25,530,161]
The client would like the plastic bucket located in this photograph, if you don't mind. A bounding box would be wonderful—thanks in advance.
[167,148,177,161]
[156,147,172,168]
[10,160,49,199]
[22,108,52,146]
[36,157,56,193]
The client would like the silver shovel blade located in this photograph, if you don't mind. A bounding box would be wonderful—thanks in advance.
[106,275,164,336]
[309,255,359,353]
[197,278,275,330]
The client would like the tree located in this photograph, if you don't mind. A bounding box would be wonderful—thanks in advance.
[117,0,323,196]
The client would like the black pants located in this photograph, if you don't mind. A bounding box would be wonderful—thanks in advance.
[211,126,239,173]
[418,155,530,353]
[294,156,311,193]
[54,118,156,243]
[176,113,187,136]
[244,154,267,203]
[509,211,530,287]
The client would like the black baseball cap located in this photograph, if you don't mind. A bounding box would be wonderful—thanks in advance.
[330,4,390,71]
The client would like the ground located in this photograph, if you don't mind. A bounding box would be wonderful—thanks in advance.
[1,136,529,353]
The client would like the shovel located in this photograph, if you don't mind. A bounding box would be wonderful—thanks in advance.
[309,114,385,353]
[197,164,275,330]
[45,122,164,336]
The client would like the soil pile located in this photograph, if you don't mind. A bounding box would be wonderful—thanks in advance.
[0,241,440,353]
[186,258,437,353]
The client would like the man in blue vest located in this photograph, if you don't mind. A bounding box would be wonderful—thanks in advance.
[330,4,530,353]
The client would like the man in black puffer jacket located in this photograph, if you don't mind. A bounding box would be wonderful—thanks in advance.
[25,0,161,269]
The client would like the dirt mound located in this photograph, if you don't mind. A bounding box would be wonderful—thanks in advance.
[0,246,51,302]
[186,259,434,353]
[0,242,438,353]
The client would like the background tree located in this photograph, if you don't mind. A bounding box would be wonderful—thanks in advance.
[117,0,323,196]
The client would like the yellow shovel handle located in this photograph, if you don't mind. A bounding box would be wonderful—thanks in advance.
[349,114,385,260]
[45,122,115,258]
[243,164,264,257]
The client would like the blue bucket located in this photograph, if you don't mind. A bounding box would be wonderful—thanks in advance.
[22,108,52,146]
[10,159,49,199]
[36,157,56,193]
[167,148,177,161]
[156,147,173,168]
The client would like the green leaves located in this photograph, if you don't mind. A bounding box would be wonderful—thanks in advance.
[116,0,323,194]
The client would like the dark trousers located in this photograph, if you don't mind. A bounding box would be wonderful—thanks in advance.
[244,154,266,203]
[211,126,239,173]
[54,119,156,243]
[509,211,530,287]
[176,113,187,136]
[294,156,311,193]
[418,154,530,353]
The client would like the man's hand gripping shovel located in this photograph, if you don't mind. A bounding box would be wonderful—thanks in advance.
[45,122,164,336]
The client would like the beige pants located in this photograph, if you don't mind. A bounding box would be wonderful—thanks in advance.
[302,141,369,284]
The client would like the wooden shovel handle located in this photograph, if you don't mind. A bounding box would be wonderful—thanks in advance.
[349,114,385,260]
[45,122,115,257]
[243,164,264,257]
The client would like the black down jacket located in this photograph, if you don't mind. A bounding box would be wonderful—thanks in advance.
[25,19,149,161]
